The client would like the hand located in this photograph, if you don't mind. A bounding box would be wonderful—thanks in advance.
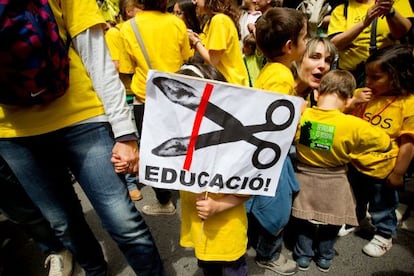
[187,29,200,46]
[386,171,404,188]
[111,140,139,174]
[196,194,219,220]
[375,0,394,16]
[354,87,373,105]
[363,5,383,27]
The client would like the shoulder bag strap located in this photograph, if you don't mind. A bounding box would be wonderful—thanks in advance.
[369,17,378,55]
[129,18,152,69]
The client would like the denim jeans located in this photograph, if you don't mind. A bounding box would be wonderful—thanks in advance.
[293,219,340,261]
[347,165,398,238]
[247,213,282,262]
[0,123,165,276]
[0,157,64,254]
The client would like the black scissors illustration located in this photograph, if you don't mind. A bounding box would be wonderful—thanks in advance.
[151,77,295,169]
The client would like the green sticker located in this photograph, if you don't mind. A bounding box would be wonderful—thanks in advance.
[299,120,335,151]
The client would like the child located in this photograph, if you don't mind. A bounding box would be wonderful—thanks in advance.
[292,70,391,272]
[177,63,250,276]
[242,33,264,87]
[245,7,307,276]
[347,44,414,257]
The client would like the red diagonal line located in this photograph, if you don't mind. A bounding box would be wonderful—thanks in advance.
[183,83,214,170]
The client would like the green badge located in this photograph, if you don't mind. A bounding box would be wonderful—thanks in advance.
[299,120,335,151]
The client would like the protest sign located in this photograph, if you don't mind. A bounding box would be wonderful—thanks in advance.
[139,70,304,196]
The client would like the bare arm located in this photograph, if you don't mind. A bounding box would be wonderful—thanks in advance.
[188,30,224,66]
[331,5,382,51]
[387,135,414,188]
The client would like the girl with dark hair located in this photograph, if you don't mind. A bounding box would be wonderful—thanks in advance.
[173,0,202,33]
[347,44,414,258]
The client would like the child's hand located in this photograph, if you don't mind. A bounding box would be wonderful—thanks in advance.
[386,171,404,188]
[196,195,219,220]
[354,87,373,104]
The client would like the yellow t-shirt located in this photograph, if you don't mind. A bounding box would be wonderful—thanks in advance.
[0,0,106,138]
[203,14,249,86]
[105,25,121,62]
[254,62,295,95]
[179,191,248,261]
[327,0,414,71]
[351,95,414,178]
[295,107,390,168]
[120,11,193,103]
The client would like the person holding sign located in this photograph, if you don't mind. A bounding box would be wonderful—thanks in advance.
[245,7,307,276]
[292,70,391,272]
[177,63,251,276]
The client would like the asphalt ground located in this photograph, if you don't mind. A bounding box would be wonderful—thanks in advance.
[1,180,413,276]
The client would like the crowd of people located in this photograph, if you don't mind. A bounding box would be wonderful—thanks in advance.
[0,0,413,275]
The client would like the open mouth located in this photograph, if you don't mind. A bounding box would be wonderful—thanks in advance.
[312,73,322,81]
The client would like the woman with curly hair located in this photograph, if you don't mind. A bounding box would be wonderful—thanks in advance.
[188,0,249,86]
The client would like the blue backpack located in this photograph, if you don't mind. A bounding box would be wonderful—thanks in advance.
[0,0,70,106]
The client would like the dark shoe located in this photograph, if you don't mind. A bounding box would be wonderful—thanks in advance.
[296,257,311,271]
[256,254,298,275]
[315,258,331,272]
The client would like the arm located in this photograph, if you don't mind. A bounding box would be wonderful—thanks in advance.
[72,25,139,173]
[385,10,412,40]
[387,135,414,188]
[344,87,373,114]
[195,194,250,220]
[330,5,383,51]
[375,0,412,40]
[188,30,224,66]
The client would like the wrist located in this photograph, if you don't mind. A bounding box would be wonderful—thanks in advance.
[386,8,396,19]
[192,39,202,48]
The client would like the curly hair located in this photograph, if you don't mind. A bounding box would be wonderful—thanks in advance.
[203,0,241,37]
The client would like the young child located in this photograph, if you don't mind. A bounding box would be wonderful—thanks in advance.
[292,70,391,272]
[242,33,264,87]
[347,44,414,257]
[245,7,307,276]
[177,63,250,276]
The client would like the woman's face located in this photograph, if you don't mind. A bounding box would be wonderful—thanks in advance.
[298,41,333,89]
[365,61,393,96]
[173,3,184,19]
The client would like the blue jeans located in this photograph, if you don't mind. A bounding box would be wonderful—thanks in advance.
[347,165,398,238]
[293,219,340,261]
[0,157,64,254]
[0,123,164,276]
[247,213,283,262]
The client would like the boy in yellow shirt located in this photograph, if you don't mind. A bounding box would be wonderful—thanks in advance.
[292,70,391,272]
[246,7,307,275]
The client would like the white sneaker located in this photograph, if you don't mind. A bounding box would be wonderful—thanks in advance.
[338,224,356,237]
[141,201,176,216]
[44,249,73,276]
[362,235,392,257]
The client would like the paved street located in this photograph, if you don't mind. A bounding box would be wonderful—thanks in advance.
[1,181,414,276]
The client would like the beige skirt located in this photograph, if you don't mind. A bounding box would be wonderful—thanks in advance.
[292,163,358,226]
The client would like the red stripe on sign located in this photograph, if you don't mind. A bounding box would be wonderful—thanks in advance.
[183,83,214,170]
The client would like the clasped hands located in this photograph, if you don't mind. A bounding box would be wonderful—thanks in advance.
[111,140,139,174]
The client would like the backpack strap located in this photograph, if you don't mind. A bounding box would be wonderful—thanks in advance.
[129,17,152,69]
[369,17,378,55]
